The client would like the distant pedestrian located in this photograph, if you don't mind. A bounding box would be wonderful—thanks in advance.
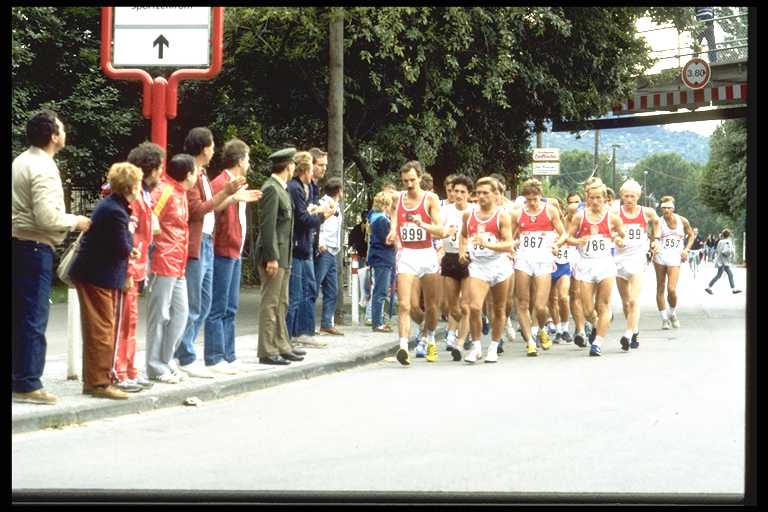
[113,142,165,393]
[706,234,718,263]
[348,211,371,315]
[314,177,345,336]
[705,229,741,295]
[176,128,251,379]
[694,7,717,63]
[70,162,144,400]
[204,139,262,373]
[12,109,91,405]
[145,154,198,384]
[255,148,306,365]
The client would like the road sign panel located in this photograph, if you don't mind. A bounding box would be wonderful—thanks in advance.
[532,162,560,175]
[532,148,560,162]
[113,7,211,67]
[681,58,711,90]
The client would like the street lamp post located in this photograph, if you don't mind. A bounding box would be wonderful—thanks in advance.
[643,170,648,206]
[611,144,621,192]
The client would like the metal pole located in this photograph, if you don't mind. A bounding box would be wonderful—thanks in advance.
[66,288,82,380]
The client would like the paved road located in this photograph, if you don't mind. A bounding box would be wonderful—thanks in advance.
[14,263,747,498]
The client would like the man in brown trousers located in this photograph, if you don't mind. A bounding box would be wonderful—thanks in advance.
[255,148,305,365]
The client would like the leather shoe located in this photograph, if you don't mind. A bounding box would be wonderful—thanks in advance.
[320,326,344,336]
[259,355,290,365]
[290,346,307,356]
[280,352,304,362]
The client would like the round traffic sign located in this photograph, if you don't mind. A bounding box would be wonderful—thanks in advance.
[681,58,711,90]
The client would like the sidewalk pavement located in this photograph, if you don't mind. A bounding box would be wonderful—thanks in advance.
[12,321,411,434]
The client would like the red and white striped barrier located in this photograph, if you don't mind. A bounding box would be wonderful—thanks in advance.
[612,83,747,115]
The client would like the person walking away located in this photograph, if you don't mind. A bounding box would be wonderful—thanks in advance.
[694,7,718,63]
[12,109,91,405]
[705,229,742,294]
[314,177,345,335]
[255,148,307,365]
[70,163,144,399]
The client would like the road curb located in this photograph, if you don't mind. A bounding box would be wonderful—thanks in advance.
[12,340,404,435]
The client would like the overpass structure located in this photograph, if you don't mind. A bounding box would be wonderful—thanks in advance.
[553,10,748,131]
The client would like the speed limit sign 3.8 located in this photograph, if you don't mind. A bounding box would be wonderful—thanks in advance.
[681,58,711,90]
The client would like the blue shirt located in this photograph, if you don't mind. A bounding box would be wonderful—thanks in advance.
[366,210,396,268]
[70,193,133,289]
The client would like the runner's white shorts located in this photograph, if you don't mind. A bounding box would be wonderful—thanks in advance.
[469,258,514,287]
[615,255,647,280]
[397,247,440,278]
[514,257,556,277]
[653,252,682,267]
[574,257,616,283]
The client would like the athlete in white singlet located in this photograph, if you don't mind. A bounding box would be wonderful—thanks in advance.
[653,195,694,330]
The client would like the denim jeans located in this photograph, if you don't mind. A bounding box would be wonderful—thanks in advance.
[175,234,214,366]
[709,264,735,289]
[314,251,339,328]
[287,257,317,338]
[12,239,54,393]
[204,256,241,365]
[371,265,393,329]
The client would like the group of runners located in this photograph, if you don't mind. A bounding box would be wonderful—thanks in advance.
[385,161,696,365]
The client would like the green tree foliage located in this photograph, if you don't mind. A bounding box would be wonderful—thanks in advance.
[12,7,146,194]
[700,120,746,226]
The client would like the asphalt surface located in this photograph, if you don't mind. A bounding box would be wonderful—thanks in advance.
[12,263,748,501]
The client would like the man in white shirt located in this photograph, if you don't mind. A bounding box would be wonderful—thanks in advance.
[12,109,91,405]
[315,177,345,335]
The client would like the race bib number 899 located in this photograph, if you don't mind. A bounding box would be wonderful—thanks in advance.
[400,223,427,242]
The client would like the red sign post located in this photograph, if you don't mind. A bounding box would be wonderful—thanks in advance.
[99,7,224,154]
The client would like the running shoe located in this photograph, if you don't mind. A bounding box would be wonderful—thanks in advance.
[463,337,473,351]
[497,340,504,355]
[481,316,490,336]
[526,343,538,357]
[450,347,462,362]
[704,287,713,295]
[426,343,439,363]
[573,333,586,348]
[619,336,630,352]
[539,330,552,350]
[560,331,573,344]
[415,340,427,358]
[505,318,517,343]
[661,319,672,330]
[630,332,639,349]
[445,340,456,352]
[553,332,562,344]
[484,348,498,363]
[589,344,602,357]
[670,315,680,328]
[396,348,410,366]
[588,325,597,345]
[464,346,481,364]
[546,322,557,336]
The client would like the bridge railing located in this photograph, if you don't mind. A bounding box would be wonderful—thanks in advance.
[637,10,748,71]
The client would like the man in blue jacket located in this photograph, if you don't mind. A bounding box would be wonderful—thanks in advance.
[286,151,334,347]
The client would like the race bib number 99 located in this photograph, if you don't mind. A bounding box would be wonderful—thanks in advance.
[581,236,611,258]
[625,226,645,246]
[400,223,427,242]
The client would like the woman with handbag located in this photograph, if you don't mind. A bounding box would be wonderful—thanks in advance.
[69,162,143,399]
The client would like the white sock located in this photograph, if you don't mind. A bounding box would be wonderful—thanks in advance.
[446,330,456,343]
[489,340,499,354]
[660,310,669,321]
[531,326,540,338]
[414,325,422,338]
[427,331,436,344]
[624,330,633,339]
[400,337,409,350]
[593,335,603,348]
[526,337,536,347]
[633,327,640,334]
[668,307,676,317]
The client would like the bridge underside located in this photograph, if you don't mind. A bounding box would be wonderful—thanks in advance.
[553,61,748,132]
